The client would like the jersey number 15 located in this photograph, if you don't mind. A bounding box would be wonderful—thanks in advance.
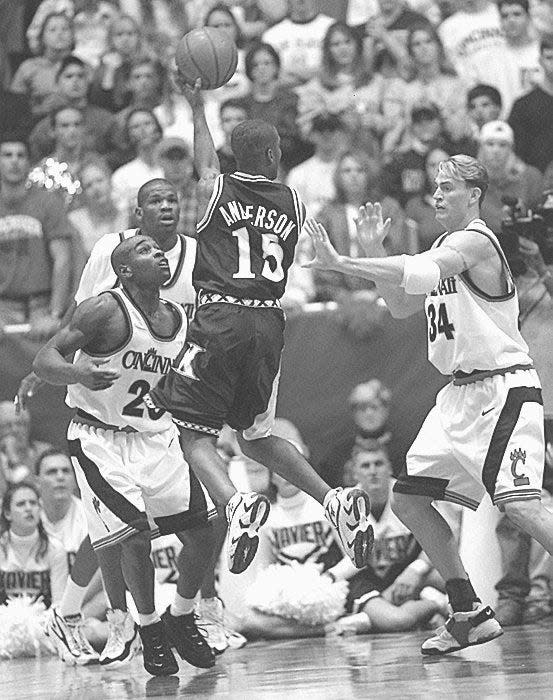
[232,227,284,282]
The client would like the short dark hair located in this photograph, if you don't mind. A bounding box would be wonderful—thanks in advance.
[49,104,83,130]
[311,112,345,134]
[56,54,86,81]
[540,34,553,54]
[467,84,502,109]
[245,42,281,81]
[0,136,29,152]
[35,447,70,476]
[411,103,441,124]
[231,119,278,169]
[498,0,529,13]
[136,178,173,206]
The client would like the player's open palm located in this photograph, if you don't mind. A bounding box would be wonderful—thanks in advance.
[355,202,391,257]
[303,219,342,271]
[74,357,120,391]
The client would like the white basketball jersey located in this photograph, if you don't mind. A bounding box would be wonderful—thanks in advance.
[74,230,197,321]
[426,220,531,375]
[67,288,187,432]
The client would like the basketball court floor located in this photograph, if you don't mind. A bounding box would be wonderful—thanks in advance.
[2,620,553,699]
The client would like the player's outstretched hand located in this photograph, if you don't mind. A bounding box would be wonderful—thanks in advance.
[303,219,342,271]
[355,202,391,257]
[14,371,44,413]
[173,73,204,107]
[74,356,120,391]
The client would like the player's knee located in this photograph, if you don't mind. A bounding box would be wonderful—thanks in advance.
[502,498,542,529]
[123,529,151,557]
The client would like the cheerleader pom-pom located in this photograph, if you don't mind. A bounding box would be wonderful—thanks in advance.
[0,597,54,659]
[247,563,348,626]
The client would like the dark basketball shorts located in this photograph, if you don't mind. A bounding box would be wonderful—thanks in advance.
[148,302,285,439]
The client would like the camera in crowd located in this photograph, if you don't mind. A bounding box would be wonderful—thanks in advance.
[498,193,553,272]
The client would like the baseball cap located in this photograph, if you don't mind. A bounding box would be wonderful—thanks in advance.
[156,137,190,159]
[479,120,514,145]
[348,380,391,408]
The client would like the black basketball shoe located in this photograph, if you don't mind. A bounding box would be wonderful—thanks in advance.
[161,607,216,669]
[138,620,179,676]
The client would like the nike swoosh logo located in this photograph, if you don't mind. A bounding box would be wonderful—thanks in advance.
[482,407,495,416]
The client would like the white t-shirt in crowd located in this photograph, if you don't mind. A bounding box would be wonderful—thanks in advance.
[41,496,88,570]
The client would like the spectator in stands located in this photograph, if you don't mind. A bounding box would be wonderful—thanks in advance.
[68,156,127,275]
[509,35,553,174]
[29,55,111,162]
[215,99,248,174]
[204,4,249,102]
[404,146,449,251]
[325,446,444,636]
[496,0,542,115]
[111,108,164,220]
[11,12,75,120]
[318,379,402,488]
[382,103,446,207]
[467,83,503,136]
[0,401,52,493]
[478,120,544,234]
[0,138,72,338]
[313,150,408,302]
[438,1,505,91]
[239,42,310,172]
[89,14,149,114]
[70,0,117,68]
[404,24,470,147]
[286,113,349,218]
[0,481,68,607]
[261,0,334,87]
[155,137,198,239]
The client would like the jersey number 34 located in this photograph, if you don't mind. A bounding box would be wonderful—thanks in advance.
[427,301,455,341]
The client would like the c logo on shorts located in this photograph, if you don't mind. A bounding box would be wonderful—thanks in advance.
[510,448,530,487]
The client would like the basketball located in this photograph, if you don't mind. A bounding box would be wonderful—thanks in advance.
[175,27,238,90]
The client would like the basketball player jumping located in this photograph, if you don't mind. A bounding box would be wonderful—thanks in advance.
[33,236,217,676]
[147,78,374,575]
[304,154,553,654]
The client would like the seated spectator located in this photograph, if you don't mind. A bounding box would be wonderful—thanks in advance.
[155,138,198,239]
[111,108,164,220]
[286,113,349,218]
[11,12,75,121]
[478,120,544,235]
[382,103,446,206]
[89,14,151,114]
[464,84,502,155]
[238,42,311,172]
[216,100,248,174]
[0,481,68,608]
[313,150,408,302]
[118,0,189,58]
[261,0,334,87]
[404,146,449,251]
[509,35,553,174]
[0,402,52,492]
[0,138,72,339]
[71,0,117,68]
[318,379,403,487]
[68,156,127,268]
[403,24,471,147]
[325,446,444,636]
[29,55,111,162]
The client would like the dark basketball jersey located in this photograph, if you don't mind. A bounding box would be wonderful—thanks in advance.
[194,172,306,300]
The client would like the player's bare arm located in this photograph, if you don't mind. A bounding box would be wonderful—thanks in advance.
[33,295,123,390]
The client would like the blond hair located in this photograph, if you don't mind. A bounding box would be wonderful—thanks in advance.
[438,154,489,204]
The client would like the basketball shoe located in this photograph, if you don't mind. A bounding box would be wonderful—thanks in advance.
[161,606,216,668]
[421,604,503,655]
[196,597,228,654]
[324,487,374,568]
[225,491,270,574]
[45,607,97,665]
[100,609,141,668]
[139,619,179,676]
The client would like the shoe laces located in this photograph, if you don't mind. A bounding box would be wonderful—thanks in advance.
[105,618,124,654]
[74,623,95,654]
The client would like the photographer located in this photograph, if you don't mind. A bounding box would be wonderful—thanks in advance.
[478,120,544,235]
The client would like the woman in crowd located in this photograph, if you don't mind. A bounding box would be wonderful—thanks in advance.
[10,12,75,120]
[403,24,470,148]
[89,14,150,113]
[0,482,67,608]
[111,107,164,219]
[204,3,249,102]
[239,42,311,172]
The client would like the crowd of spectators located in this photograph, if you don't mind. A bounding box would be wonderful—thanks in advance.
[1,0,553,656]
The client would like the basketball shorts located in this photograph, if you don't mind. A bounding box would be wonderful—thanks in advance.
[67,421,217,550]
[394,368,544,510]
[149,302,285,439]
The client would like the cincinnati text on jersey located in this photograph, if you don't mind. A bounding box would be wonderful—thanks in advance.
[218,201,296,241]
[429,277,458,296]
[121,347,173,374]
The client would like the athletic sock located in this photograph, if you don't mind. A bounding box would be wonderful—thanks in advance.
[138,611,161,627]
[446,578,480,612]
[171,593,196,617]
[59,579,88,618]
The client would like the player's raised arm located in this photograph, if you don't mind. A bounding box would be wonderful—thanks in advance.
[33,295,121,390]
